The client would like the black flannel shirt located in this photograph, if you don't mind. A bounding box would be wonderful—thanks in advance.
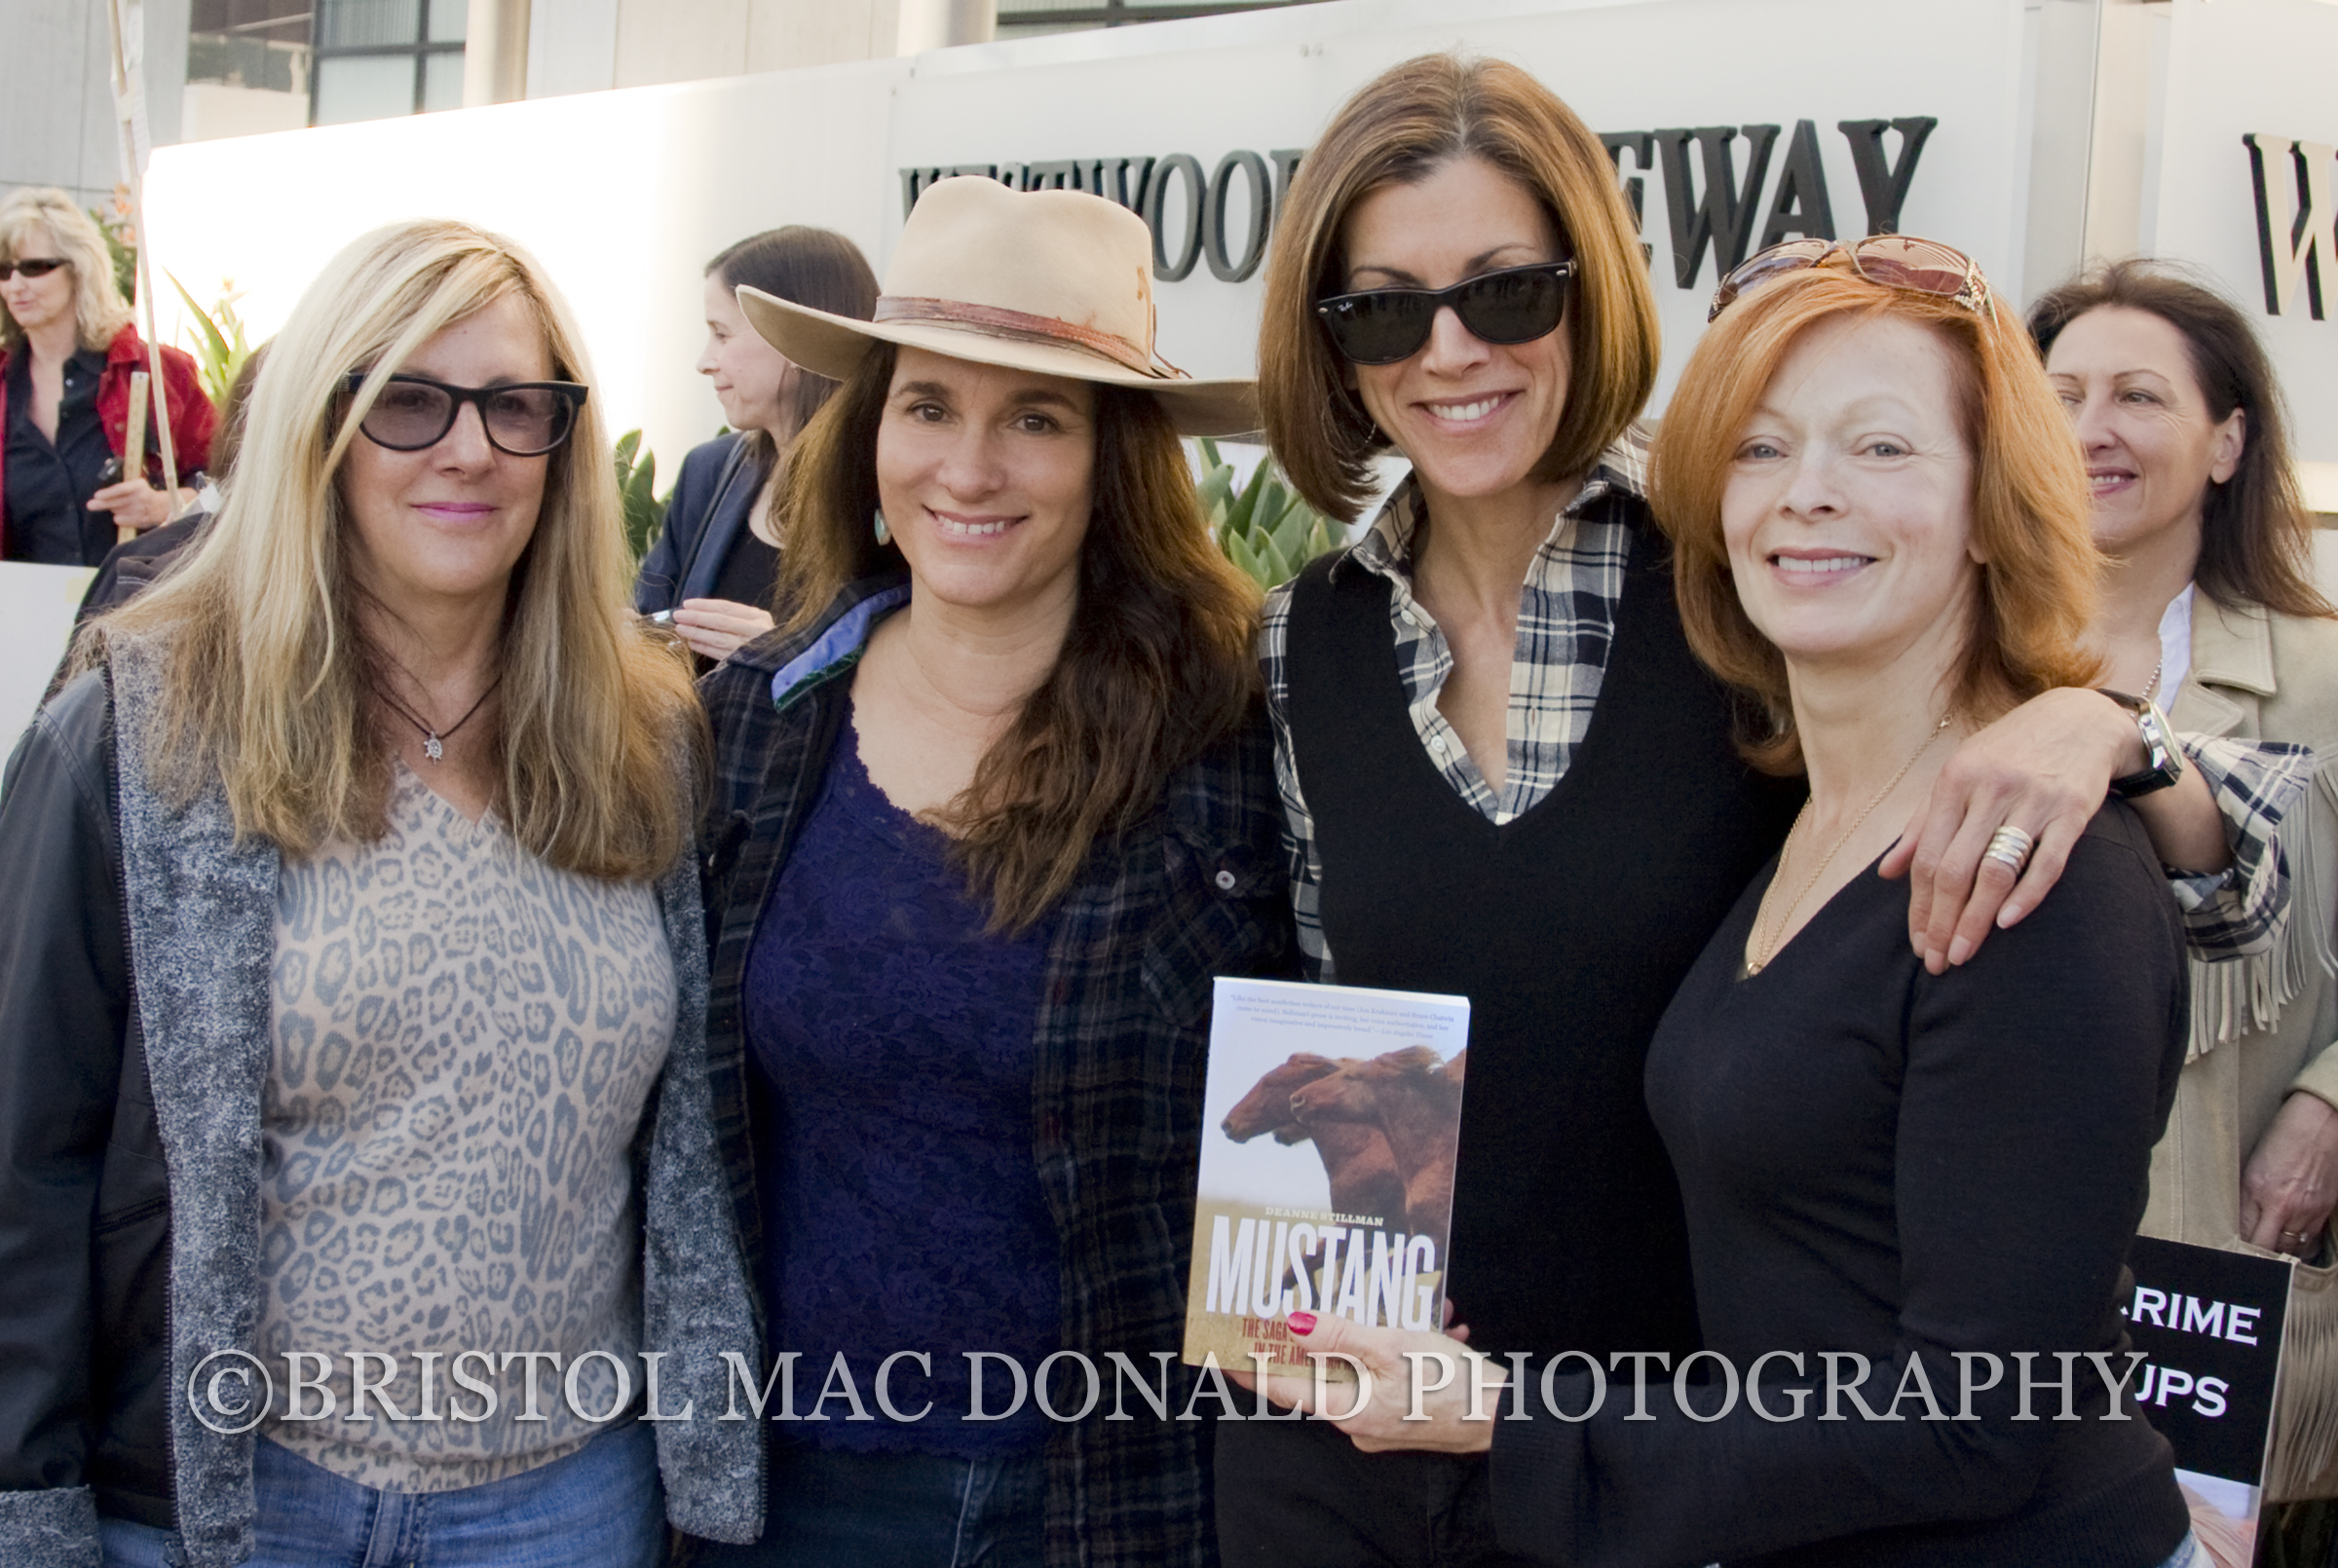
[698,574,1296,1567]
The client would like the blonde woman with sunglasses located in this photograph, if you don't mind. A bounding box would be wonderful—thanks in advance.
[0,219,758,1568]
[0,188,215,564]
[1222,52,2295,1568]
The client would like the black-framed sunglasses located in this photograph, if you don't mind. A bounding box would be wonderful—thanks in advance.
[343,371,589,457]
[1314,260,1577,365]
[1706,237,1993,323]
[0,257,69,281]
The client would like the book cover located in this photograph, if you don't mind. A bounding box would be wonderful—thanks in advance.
[1183,976,1470,1380]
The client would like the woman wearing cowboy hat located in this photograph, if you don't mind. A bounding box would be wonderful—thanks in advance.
[689,175,1292,1566]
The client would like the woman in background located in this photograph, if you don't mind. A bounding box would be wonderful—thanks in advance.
[635,225,877,660]
[2036,259,2338,1538]
[0,187,214,564]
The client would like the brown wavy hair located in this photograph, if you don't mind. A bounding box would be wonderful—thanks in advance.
[777,343,1262,929]
[97,218,705,880]
[2027,258,2334,620]
[1256,53,1660,523]
[1650,264,2103,773]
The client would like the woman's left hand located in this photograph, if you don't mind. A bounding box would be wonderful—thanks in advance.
[88,479,183,532]
[1879,688,2227,974]
[671,598,777,661]
[1224,1312,1503,1454]
[2241,1093,2338,1255]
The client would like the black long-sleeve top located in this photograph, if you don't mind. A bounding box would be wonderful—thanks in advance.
[1489,805,2193,1568]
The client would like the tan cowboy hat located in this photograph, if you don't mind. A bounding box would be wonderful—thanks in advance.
[736,175,1258,437]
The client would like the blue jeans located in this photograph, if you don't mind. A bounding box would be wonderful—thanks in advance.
[99,1420,664,1568]
[2156,1531,2200,1568]
[698,1442,1045,1568]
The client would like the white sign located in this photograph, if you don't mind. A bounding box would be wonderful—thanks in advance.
[136,0,2338,489]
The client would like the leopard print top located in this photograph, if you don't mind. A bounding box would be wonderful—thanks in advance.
[256,765,674,1491]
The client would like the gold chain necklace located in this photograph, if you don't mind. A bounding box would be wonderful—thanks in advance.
[1744,716,1950,977]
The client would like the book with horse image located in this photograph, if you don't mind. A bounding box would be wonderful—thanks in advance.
[1185,976,1470,1381]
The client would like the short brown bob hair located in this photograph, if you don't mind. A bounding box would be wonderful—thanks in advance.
[1649,262,2103,773]
[1257,53,1659,523]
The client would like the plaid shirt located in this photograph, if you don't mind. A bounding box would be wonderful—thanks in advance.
[1262,435,2301,982]
[697,576,1293,1568]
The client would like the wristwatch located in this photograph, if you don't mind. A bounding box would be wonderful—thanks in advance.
[2098,689,2185,797]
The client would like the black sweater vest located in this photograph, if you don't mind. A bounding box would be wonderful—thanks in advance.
[1284,519,1801,1361]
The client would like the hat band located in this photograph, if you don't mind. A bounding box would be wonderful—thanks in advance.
[874,296,1171,380]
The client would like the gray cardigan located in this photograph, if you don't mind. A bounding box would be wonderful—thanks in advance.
[0,637,763,1566]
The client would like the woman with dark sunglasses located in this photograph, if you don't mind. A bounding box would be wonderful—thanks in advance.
[1220,52,2293,1568]
[0,187,216,565]
[0,218,760,1568]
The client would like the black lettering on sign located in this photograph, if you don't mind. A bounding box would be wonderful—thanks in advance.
[1022,160,1081,191]
[2244,133,2336,319]
[1655,125,1780,288]
[1758,120,1837,248]
[1601,131,1656,265]
[1270,148,1306,215]
[1148,153,1207,282]
[1084,156,1156,214]
[1205,149,1273,282]
[1837,118,1937,236]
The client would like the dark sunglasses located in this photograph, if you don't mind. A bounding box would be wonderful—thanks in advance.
[0,257,69,280]
[344,371,588,457]
[1315,261,1577,365]
[1707,237,1993,323]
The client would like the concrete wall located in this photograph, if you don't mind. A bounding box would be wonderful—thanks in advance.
[4,0,189,208]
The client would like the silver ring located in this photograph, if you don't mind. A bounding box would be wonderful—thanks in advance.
[1983,825,2034,874]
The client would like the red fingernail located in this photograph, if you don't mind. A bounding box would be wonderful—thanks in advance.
[1288,1312,1317,1334]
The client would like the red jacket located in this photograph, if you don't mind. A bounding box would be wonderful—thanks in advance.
[0,323,217,556]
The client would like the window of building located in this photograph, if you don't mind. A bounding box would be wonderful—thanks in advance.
[184,0,314,138]
[995,0,1314,41]
[311,0,467,126]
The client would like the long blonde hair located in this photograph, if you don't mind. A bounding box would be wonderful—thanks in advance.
[96,218,705,880]
[0,188,134,353]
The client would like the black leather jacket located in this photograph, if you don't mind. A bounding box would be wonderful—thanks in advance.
[0,670,176,1527]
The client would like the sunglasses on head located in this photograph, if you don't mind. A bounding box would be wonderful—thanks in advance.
[1315,260,1577,366]
[0,258,68,281]
[1707,237,1993,323]
[344,371,588,457]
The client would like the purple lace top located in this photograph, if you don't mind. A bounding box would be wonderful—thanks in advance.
[744,709,1062,1454]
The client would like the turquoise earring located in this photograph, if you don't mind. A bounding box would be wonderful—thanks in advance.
[874,509,892,546]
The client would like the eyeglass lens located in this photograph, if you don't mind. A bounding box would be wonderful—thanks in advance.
[361,379,579,456]
[0,258,68,280]
[1319,263,1572,365]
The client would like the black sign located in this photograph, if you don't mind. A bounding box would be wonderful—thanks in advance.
[2124,1233,2293,1487]
[898,117,1937,289]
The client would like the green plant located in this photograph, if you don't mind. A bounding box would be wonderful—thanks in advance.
[92,191,137,305]
[614,430,670,562]
[1196,437,1344,590]
[167,273,252,409]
